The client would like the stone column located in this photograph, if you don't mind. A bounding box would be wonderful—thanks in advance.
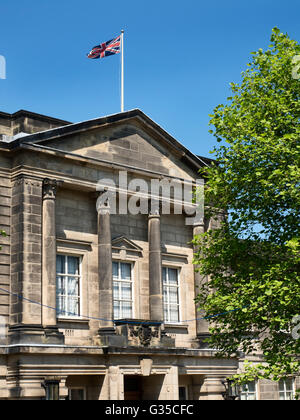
[97,198,114,331]
[161,366,179,400]
[9,176,44,344]
[9,176,63,344]
[193,221,210,342]
[148,210,164,322]
[42,179,58,328]
[41,179,64,344]
[10,176,43,328]
[107,366,124,400]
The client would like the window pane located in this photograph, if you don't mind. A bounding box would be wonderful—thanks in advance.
[67,256,79,275]
[168,268,178,285]
[113,282,120,300]
[121,283,132,300]
[162,267,167,282]
[285,379,293,391]
[113,262,119,279]
[68,297,79,316]
[247,382,255,392]
[114,302,120,319]
[163,288,168,303]
[56,295,66,316]
[169,306,179,322]
[169,287,178,304]
[279,381,284,391]
[121,263,131,280]
[56,276,66,295]
[68,277,79,296]
[121,302,132,318]
[164,308,168,321]
[56,255,65,274]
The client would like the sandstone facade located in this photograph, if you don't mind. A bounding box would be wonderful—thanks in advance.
[0,109,298,400]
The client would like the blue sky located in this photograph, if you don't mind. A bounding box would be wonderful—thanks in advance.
[1,0,300,158]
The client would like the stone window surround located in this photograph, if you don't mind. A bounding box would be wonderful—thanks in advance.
[162,265,181,325]
[56,238,92,323]
[56,238,189,326]
[56,253,82,320]
[112,260,134,320]
[162,252,188,330]
[112,243,141,321]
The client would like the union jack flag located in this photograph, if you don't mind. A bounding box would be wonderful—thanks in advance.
[87,35,121,59]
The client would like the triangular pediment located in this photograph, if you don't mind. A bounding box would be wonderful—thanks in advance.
[11,110,204,180]
[112,236,143,252]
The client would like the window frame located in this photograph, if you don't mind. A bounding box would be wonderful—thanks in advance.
[240,381,257,400]
[112,260,134,320]
[162,266,181,325]
[279,378,295,400]
[56,253,82,319]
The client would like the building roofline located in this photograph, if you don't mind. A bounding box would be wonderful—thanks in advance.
[0,109,71,126]
[0,108,213,171]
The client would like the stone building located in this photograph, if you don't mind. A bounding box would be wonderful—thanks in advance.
[0,109,298,400]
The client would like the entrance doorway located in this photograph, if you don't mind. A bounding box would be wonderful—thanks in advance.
[124,376,142,400]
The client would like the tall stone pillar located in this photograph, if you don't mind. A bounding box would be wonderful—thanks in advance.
[9,176,63,344]
[148,211,164,322]
[108,366,124,400]
[42,178,64,343]
[161,366,179,400]
[97,199,114,331]
[193,221,210,343]
[9,176,44,344]
[42,179,58,327]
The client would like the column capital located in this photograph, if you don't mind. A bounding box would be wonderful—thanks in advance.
[42,178,57,200]
[149,200,161,217]
[148,210,160,219]
[96,190,111,214]
[192,217,205,228]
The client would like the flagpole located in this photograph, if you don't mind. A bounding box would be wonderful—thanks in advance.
[121,30,124,113]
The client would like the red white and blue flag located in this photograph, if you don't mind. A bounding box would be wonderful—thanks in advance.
[87,35,121,59]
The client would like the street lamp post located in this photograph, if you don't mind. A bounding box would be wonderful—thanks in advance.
[222,378,240,400]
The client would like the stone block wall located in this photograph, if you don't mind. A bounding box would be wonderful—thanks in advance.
[0,111,70,137]
[0,167,11,341]
[10,176,43,325]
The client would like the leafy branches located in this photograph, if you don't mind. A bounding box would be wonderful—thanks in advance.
[195,28,300,380]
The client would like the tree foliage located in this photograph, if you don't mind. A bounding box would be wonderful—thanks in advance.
[194,28,300,382]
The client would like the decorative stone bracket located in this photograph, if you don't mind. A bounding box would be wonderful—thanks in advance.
[114,320,175,348]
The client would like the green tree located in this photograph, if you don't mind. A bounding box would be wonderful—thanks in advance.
[194,27,300,383]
